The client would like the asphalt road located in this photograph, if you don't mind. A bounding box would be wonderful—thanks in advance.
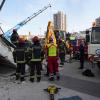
[53,58,100,98]
[0,56,100,99]
[54,74,100,98]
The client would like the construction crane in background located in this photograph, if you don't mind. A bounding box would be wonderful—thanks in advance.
[0,0,6,11]
[2,4,51,47]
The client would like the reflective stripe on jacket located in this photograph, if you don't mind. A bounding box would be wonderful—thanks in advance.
[30,44,42,61]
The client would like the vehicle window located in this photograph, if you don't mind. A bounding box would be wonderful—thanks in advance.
[91,30,100,44]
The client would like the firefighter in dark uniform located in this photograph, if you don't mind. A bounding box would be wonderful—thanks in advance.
[29,36,42,82]
[10,29,19,46]
[13,37,26,82]
[79,41,85,69]
[58,39,66,66]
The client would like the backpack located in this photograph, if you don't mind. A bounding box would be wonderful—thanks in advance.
[82,69,95,77]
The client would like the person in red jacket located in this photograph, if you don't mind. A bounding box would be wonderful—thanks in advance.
[45,37,60,81]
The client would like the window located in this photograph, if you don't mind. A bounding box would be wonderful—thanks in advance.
[91,28,100,44]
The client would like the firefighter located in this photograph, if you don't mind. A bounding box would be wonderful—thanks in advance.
[58,39,66,66]
[65,40,70,54]
[46,37,59,81]
[68,42,73,62]
[79,41,85,69]
[29,36,42,82]
[13,37,26,82]
[10,29,19,46]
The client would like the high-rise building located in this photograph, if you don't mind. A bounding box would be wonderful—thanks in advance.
[95,17,100,27]
[53,11,66,32]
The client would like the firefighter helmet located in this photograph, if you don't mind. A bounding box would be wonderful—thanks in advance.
[13,29,17,33]
[32,36,39,42]
[18,37,25,43]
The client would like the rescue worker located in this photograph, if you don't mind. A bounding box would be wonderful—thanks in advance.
[29,36,42,82]
[79,41,85,69]
[10,29,19,46]
[65,40,70,54]
[58,39,66,66]
[46,37,59,81]
[13,37,26,82]
[68,42,73,62]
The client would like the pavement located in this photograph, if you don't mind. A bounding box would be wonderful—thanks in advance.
[0,55,100,100]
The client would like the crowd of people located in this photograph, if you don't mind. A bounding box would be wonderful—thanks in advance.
[11,29,85,83]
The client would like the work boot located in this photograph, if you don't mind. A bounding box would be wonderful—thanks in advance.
[16,75,20,80]
[49,77,54,81]
[37,77,41,82]
[30,78,34,83]
[56,72,60,80]
[56,76,60,81]
[20,77,25,82]
[44,73,49,77]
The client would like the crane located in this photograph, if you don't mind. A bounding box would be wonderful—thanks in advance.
[0,0,6,11]
[2,4,51,47]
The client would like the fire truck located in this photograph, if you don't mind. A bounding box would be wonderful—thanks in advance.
[86,27,100,69]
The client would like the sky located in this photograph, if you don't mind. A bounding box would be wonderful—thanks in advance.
[0,0,100,36]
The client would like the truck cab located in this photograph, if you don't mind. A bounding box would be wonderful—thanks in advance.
[86,27,100,68]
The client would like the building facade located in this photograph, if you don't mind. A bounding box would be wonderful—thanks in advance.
[95,17,100,27]
[53,11,66,32]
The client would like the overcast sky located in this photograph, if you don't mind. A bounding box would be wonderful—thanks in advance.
[0,0,100,35]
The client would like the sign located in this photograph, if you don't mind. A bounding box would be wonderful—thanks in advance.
[96,49,100,55]
[69,36,75,40]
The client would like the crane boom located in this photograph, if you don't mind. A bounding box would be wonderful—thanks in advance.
[2,4,51,43]
[19,4,51,26]
[0,0,6,11]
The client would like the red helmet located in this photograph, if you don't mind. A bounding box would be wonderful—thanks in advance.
[18,37,25,43]
[32,36,39,42]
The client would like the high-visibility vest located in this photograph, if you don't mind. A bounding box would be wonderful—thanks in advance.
[47,43,57,56]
